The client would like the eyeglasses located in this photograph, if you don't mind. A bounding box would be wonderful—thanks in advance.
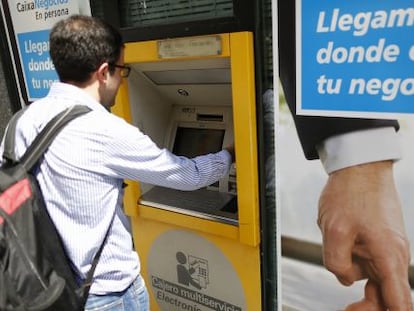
[108,63,131,78]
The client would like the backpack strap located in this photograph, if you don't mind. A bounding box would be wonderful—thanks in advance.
[2,107,28,164]
[78,215,114,301]
[3,105,91,170]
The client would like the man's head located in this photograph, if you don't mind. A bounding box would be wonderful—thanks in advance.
[50,15,124,84]
[50,15,127,107]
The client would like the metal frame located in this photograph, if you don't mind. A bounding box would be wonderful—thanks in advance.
[0,0,27,107]
[93,0,254,42]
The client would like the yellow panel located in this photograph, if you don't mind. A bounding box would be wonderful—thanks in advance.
[230,32,260,246]
[112,79,132,122]
[139,204,239,240]
[112,81,141,217]
[114,32,260,247]
[124,33,230,64]
[114,32,262,309]
[131,217,262,311]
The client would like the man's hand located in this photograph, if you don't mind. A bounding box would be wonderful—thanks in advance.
[224,145,235,163]
[317,160,413,310]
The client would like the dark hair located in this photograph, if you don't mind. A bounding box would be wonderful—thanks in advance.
[49,15,123,83]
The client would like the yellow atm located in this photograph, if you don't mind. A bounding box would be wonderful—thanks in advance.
[113,32,260,310]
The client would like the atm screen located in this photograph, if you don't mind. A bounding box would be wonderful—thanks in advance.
[172,127,225,158]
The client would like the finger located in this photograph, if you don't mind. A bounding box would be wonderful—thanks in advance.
[365,279,385,307]
[380,272,413,311]
[336,257,369,286]
[345,300,383,311]
[345,279,385,311]
[366,234,413,310]
[319,218,358,285]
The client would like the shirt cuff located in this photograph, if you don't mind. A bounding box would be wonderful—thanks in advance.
[218,149,232,172]
[316,127,402,174]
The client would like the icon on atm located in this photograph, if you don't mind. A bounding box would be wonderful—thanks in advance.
[151,276,165,290]
[176,251,209,290]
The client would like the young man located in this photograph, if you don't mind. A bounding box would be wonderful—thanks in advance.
[0,15,233,311]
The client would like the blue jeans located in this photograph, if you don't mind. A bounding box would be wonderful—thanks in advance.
[84,276,149,311]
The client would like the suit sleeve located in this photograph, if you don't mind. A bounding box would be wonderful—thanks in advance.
[278,0,399,160]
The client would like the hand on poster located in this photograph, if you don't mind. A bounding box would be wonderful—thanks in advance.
[317,160,413,310]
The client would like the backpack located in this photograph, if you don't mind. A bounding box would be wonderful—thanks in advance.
[0,105,107,310]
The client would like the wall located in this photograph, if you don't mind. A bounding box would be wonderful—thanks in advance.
[0,49,14,140]
[0,9,20,141]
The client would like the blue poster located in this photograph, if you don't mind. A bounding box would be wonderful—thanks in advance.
[2,0,90,102]
[297,0,414,117]
[17,30,59,99]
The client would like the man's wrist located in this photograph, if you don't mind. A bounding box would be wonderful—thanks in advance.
[224,146,235,163]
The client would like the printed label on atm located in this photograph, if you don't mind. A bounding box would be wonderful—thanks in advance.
[147,230,245,311]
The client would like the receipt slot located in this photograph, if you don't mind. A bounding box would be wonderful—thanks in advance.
[113,32,261,310]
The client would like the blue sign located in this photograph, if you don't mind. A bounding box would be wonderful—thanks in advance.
[17,30,59,99]
[297,0,414,117]
[2,0,88,102]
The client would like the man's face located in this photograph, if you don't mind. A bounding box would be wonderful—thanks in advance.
[101,49,125,108]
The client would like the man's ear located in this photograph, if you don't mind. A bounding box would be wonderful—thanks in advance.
[96,62,109,83]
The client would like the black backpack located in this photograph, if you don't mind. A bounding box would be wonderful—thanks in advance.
[0,105,107,310]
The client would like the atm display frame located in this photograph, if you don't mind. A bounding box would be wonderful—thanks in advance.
[171,122,226,159]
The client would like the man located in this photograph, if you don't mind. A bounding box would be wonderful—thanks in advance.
[0,15,234,311]
[278,1,413,310]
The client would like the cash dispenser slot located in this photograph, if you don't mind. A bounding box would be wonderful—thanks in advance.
[197,113,224,122]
